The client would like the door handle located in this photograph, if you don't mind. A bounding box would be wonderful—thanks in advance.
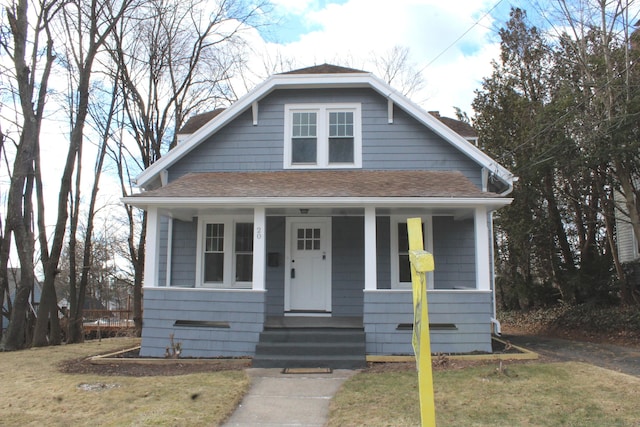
[291,268,295,279]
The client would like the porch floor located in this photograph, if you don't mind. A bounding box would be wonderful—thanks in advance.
[265,316,363,329]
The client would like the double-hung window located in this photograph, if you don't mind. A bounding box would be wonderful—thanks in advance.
[390,216,433,289]
[285,104,362,168]
[197,216,254,288]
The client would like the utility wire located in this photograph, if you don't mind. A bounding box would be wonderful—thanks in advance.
[419,0,507,73]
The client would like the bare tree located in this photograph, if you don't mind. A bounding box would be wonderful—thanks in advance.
[31,0,133,346]
[372,45,425,97]
[105,0,264,334]
[0,0,60,350]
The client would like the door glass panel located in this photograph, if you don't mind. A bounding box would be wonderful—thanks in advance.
[296,227,321,251]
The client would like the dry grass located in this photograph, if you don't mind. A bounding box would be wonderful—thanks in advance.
[328,361,640,426]
[0,338,249,426]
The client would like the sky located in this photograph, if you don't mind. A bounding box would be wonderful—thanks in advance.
[243,0,514,118]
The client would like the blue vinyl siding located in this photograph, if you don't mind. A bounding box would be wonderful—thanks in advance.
[363,290,492,354]
[170,219,197,287]
[157,216,169,286]
[140,288,265,358]
[265,216,286,316]
[168,88,483,187]
[332,217,365,317]
[433,217,476,289]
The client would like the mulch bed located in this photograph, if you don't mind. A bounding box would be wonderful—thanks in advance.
[59,350,251,377]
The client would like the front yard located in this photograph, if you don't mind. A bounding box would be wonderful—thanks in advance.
[328,360,640,426]
[0,338,249,426]
[2,337,640,426]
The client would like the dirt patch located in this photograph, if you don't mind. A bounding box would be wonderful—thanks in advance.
[499,305,640,349]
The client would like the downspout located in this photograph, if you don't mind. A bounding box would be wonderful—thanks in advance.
[488,210,501,336]
[495,177,516,332]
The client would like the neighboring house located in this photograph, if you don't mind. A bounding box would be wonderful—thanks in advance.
[1,268,41,333]
[615,189,640,264]
[614,185,640,294]
[124,64,514,367]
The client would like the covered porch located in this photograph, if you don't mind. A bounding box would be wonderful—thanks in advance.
[127,170,510,359]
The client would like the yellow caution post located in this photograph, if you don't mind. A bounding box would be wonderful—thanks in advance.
[407,217,436,426]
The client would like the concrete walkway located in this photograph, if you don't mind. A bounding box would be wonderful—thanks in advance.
[222,368,358,427]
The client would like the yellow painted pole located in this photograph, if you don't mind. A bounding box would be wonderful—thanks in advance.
[407,217,436,426]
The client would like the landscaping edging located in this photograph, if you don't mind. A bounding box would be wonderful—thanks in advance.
[365,337,538,363]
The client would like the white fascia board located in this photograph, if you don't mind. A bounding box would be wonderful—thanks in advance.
[122,196,513,210]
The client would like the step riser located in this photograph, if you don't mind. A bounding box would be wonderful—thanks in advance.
[255,343,365,357]
[253,327,366,369]
[252,358,366,369]
[259,330,364,344]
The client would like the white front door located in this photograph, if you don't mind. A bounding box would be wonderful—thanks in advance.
[285,218,331,313]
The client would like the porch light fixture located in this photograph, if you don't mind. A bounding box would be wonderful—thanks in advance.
[299,208,309,214]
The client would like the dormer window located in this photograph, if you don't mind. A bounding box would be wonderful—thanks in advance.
[285,103,362,169]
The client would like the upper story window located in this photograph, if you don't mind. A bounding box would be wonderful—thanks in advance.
[285,104,362,169]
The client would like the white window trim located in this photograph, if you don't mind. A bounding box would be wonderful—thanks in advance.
[390,215,433,290]
[284,103,362,169]
[195,215,254,289]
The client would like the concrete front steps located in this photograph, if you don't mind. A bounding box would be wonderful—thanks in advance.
[252,327,367,369]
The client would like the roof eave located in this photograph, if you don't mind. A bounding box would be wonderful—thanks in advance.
[122,196,513,210]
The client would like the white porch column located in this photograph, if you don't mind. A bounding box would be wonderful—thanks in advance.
[252,207,266,291]
[143,207,160,288]
[474,206,491,290]
[364,206,377,290]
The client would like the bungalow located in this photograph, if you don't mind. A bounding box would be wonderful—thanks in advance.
[124,64,514,368]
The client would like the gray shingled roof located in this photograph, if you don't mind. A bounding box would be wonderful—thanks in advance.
[428,112,477,139]
[178,108,225,134]
[132,170,497,199]
[280,63,368,75]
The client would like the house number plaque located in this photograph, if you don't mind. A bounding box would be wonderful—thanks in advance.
[256,227,262,239]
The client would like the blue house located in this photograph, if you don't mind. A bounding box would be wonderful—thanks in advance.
[124,64,514,367]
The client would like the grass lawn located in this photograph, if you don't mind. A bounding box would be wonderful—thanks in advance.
[0,338,249,426]
[328,361,640,426]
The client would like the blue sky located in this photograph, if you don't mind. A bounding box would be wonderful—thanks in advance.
[247,0,515,117]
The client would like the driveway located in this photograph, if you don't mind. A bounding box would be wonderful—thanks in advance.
[505,334,640,378]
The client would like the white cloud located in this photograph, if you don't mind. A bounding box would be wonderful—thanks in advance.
[244,0,503,118]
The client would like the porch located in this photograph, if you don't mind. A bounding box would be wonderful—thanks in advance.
[139,197,502,360]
